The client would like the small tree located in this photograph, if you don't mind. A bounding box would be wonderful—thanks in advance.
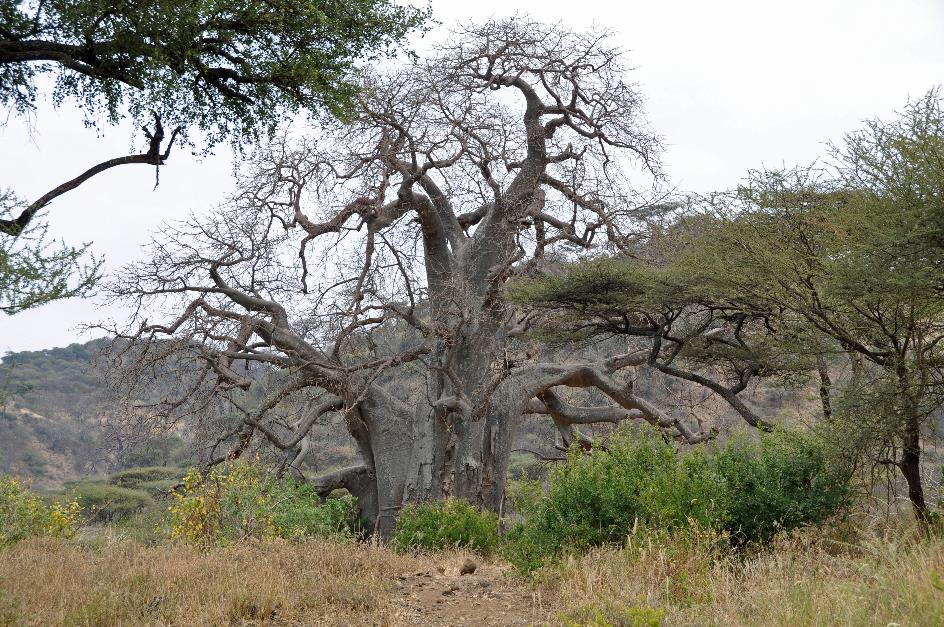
[693,138,944,525]
[522,91,944,525]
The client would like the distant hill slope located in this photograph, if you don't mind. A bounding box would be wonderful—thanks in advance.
[0,338,115,487]
[0,337,355,487]
[0,338,198,487]
[0,336,868,491]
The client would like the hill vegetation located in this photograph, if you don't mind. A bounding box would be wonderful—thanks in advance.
[0,339,197,486]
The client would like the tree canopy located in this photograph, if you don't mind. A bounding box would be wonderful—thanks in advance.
[515,90,944,524]
[0,0,427,314]
[0,0,428,141]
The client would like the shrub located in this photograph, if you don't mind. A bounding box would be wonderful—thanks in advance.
[68,481,153,523]
[107,467,182,489]
[505,477,546,520]
[136,479,181,497]
[391,499,500,554]
[714,429,849,544]
[503,426,849,573]
[0,476,80,544]
[271,481,358,541]
[503,429,728,573]
[167,462,358,547]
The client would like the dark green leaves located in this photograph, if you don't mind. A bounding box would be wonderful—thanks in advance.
[0,0,429,146]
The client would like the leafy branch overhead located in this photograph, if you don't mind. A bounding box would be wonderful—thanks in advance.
[0,0,428,313]
[0,0,429,142]
[0,189,101,314]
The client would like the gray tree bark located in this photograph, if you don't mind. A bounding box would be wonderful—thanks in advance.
[106,19,723,537]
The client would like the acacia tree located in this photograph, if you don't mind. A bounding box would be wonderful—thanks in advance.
[693,174,944,525]
[522,91,944,525]
[696,164,944,523]
[509,249,814,434]
[689,91,944,525]
[107,19,716,536]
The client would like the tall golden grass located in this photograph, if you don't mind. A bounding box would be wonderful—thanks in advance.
[0,521,942,625]
[545,519,944,626]
[0,537,421,626]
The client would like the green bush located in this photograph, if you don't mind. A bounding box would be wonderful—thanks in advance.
[0,476,80,544]
[503,427,848,573]
[68,481,153,523]
[560,602,665,627]
[392,499,500,554]
[168,462,358,546]
[502,429,727,572]
[136,479,181,497]
[505,477,546,520]
[107,466,182,489]
[271,481,359,540]
[714,429,848,544]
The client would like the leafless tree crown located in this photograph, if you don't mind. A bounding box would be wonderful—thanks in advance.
[104,19,713,534]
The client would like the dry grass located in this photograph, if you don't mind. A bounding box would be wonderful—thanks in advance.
[0,537,423,626]
[1,523,943,626]
[542,522,944,626]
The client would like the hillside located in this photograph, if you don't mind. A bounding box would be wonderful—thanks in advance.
[0,339,196,487]
[0,339,118,486]
[0,338,361,487]
[0,336,817,489]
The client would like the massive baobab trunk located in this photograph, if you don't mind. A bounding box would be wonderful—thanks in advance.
[106,19,716,537]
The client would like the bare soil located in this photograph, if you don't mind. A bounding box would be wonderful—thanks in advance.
[388,558,554,626]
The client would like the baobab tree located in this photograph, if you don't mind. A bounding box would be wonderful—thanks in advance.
[108,19,717,536]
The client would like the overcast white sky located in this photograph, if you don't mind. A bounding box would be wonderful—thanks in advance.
[2,0,944,353]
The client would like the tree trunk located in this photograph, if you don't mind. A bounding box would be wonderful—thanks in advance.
[354,305,525,534]
[355,389,414,539]
[899,413,929,528]
[894,366,930,529]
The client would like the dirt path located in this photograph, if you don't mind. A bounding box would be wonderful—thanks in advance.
[387,558,556,626]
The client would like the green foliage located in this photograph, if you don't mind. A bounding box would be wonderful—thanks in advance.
[502,429,727,573]
[0,190,100,315]
[503,427,848,573]
[506,259,680,345]
[391,499,501,555]
[673,91,944,522]
[67,481,153,523]
[508,250,814,387]
[0,0,428,144]
[167,462,357,547]
[107,466,182,489]
[505,477,546,519]
[105,467,183,502]
[269,481,358,541]
[560,602,665,627]
[0,476,79,544]
[714,430,849,544]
